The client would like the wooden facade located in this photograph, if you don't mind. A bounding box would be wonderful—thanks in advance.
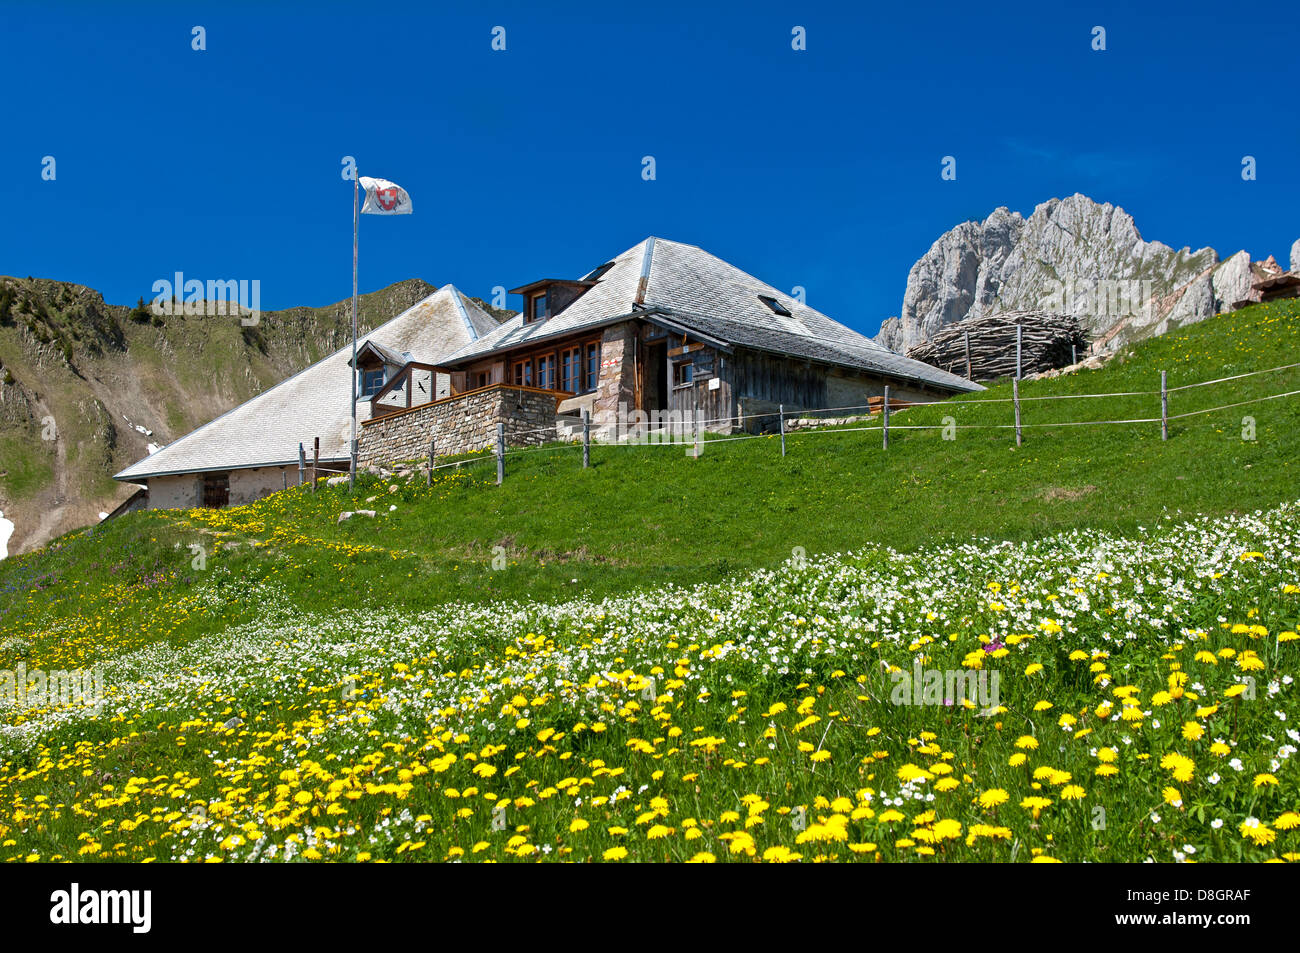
[728,350,827,409]
[634,322,732,426]
[368,361,441,419]
[450,329,603,402]
[1254,273,1300,303]
[440,317,954,435]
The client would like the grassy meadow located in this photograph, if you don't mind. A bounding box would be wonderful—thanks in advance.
[0,300,1298,862]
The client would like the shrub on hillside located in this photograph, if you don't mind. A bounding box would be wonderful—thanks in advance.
[129,296,152,323]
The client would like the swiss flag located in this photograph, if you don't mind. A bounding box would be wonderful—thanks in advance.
[359,176,412,215]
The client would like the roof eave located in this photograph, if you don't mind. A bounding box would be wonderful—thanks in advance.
[113,457,350,482]
[727,341,983,393]
[507,278,598,295]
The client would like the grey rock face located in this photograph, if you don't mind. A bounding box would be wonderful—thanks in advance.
[1291,238,1300,273]
[1210,251,1256,312]
[894,209,1022,352]
[881,194,1243,353]
[875,316,904,352]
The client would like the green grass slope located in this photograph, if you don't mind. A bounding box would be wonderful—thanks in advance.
[2,300,1300,865]
[2,299,1298,669]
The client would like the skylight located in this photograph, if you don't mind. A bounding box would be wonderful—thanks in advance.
[583,261,615,282]
[758,294,792,317]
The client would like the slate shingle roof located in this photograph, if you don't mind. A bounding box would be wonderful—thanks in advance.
[441,237,982,394]
[352,339,410,368]
[114,286,499,481]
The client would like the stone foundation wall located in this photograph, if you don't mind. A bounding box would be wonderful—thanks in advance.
[358,384,559,468]
[825,370,935,410]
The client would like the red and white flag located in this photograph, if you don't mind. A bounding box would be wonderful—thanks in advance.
[359,176,413,215]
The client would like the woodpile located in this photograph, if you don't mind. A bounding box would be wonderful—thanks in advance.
[906,310,1089,382]
[867,395,917,413]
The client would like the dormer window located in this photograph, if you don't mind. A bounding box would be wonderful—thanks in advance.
[361,368,385,397]
[510,278,597,323]
[352,340,408,399]
[528,291,549,324]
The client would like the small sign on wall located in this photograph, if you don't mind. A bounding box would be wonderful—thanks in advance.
[708,377,720,391]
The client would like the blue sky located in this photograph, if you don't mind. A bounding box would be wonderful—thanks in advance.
[2,0,1297,337]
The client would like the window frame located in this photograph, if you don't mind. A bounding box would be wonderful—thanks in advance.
[536,352,556,390]
[512,358,533,387]
[527,291,549,324]
[361,367,385,397]
[560,345,583,394]
[673,361,695,389]
[583,341,600,394]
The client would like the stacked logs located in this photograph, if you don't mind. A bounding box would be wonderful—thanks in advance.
[906,310,1089,382]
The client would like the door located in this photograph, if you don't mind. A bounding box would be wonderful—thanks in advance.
[202,473,230,508]
[642,341,668,413]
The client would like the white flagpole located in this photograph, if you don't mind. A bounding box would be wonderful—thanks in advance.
[349,174,359,493]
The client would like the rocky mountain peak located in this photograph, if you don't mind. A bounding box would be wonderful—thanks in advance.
[875,193,1287,356]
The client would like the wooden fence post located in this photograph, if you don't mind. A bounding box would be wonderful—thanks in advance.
[1016,323,1023,380]
[582,409,591,468]
[1161,370,1168,441]
[779,403,786,457]
[1013,378,1022,446]
[882,385,890,450]
[298,442,306,486]
[313,437,320,492]
[693,417,701,459]
[427,436,435,486]
[496,422,505,485]
[1071,342,1077,366]
[964,330,972,380]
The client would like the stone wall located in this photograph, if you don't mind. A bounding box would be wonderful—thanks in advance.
[591,323,636,431]
[146,465,303,510]
[146,473,200,510]
[825,370,936,409]
[358,384,560,468]
[229,466,296,505]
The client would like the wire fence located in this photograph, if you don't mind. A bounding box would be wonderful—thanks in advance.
[346,357,1300,486]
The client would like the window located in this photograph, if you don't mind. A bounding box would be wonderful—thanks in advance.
[513,358,533,387]
[583,261,615,282]
[473,370,490,390]
[361,368,385,397]
[561,347,582,393]
[758,294,792,317]
[527,292,549,323]
[673,362,694,388]
[536,353,556,389]
[584,341,600,393]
